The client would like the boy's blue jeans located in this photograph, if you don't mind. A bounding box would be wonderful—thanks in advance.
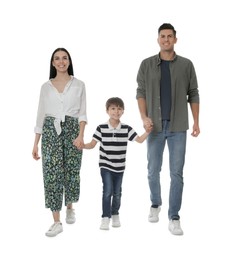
[147,120,187,220]
[100,168,124,218]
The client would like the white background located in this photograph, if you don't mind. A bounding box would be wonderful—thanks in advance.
[1,0,227,259]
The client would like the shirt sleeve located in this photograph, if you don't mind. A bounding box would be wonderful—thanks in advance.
[34,85,45,134]
[128,125,138,141]
[136,60,146,99]
[78,82,88,123]
[93,126,102,142]
[187,62,200,104]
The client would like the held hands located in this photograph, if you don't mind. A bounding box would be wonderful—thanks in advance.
[73,136,84,150]
[143,117,153,133]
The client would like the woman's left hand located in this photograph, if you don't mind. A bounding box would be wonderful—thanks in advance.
[73,136,84,150]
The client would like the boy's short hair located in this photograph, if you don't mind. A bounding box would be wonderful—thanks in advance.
[158,23,176,37]
[106,97,125,110]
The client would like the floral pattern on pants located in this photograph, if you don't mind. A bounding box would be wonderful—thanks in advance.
[41,116,82,211]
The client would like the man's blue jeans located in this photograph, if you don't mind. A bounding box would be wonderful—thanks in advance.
[147,120,186,220]
[100,168,124,218]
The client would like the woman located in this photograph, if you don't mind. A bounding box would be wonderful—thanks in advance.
[32,48,87,237]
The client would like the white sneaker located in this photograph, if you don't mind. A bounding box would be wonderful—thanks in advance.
[66,209,76,224]
[148,207,161,222]
[45,222,63,237]
[100,217,110,230]
[112,215,121,227]
[168,220,184,235]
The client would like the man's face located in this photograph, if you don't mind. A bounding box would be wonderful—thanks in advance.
[157,29,177,52]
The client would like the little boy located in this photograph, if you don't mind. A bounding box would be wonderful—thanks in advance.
[81,97,152,230]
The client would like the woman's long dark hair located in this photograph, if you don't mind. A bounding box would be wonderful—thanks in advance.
[49,47,74,79]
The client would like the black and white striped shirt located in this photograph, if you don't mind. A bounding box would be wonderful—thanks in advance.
[93,121,138,172]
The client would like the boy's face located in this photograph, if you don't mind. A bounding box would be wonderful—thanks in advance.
[107,105,124,120]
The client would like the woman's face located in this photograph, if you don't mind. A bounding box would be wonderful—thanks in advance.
[52,50,70,74]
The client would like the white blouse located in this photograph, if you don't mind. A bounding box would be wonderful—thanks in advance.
[34,76,87,135]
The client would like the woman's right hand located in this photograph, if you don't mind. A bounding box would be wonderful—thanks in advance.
[32,145,40,160]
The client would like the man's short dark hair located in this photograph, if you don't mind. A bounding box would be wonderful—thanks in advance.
[158,23,176,37]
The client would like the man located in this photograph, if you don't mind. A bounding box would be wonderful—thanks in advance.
[136,23,200,235]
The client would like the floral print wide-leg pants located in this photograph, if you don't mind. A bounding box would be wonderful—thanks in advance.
[41,116,82,212]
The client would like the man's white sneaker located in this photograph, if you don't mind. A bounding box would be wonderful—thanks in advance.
[100,217,110,230]
[112,215,121,227]
[168,220,184,235]
[45,222,63,237]
[66,209,76,224]
[148,207,161,222]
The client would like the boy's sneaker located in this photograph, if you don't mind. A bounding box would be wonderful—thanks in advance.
[45,222,63,237]
[100,217,110,230]
[148,207,161,222]
[112,215,121,227]
[66,209,76,224]
[168,220,184,235]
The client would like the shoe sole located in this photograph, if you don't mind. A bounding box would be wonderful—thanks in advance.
[168,228,183,235]
[169,231,184,235]
[168,226,184,235]
[112,222,121,227]
[66,219,76,224]
[148,218,159,223]
[45,229,63,237]
[100,227,109,230]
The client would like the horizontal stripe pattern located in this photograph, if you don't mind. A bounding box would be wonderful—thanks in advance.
[93,123,138,172]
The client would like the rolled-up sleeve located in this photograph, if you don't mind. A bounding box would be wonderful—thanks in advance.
[136,61,146,99]
[78,83,87,123]
[34,85,45,134]
[187,62,200,104]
